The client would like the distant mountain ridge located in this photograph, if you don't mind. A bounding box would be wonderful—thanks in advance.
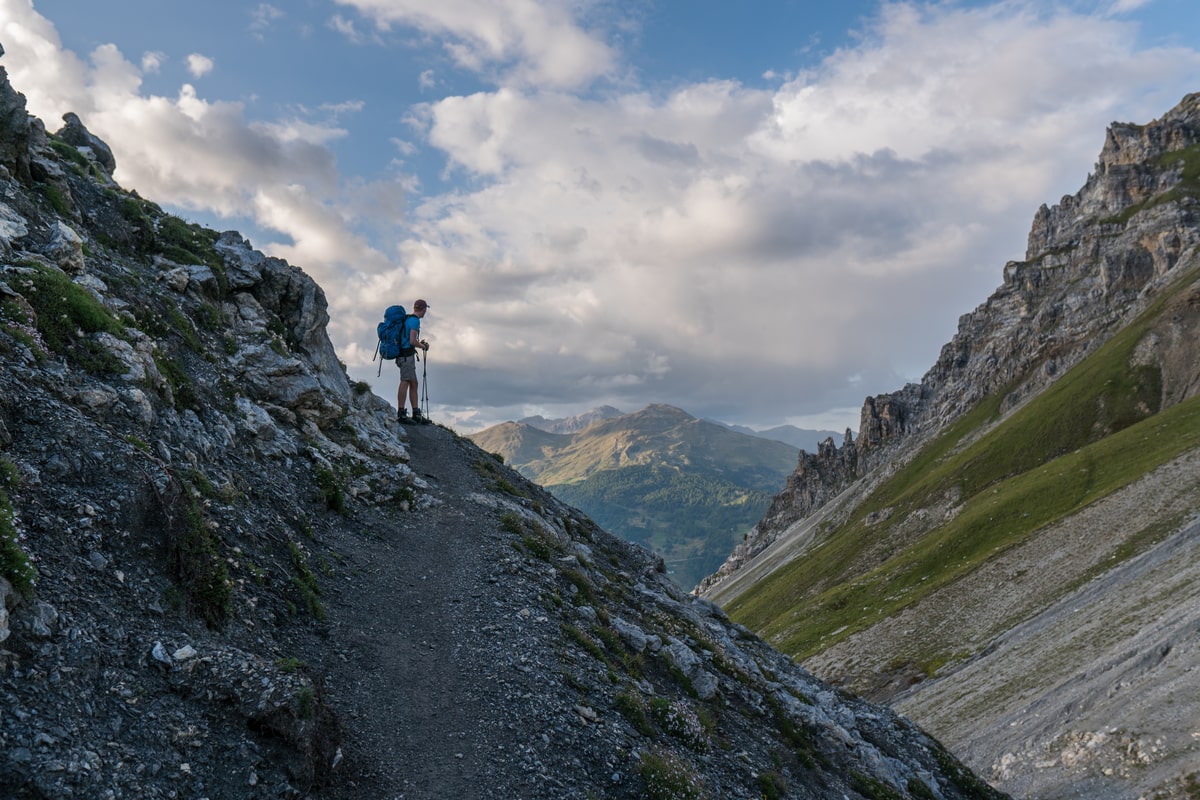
[701,92,1200,799]
[517,404,622,434]
[515,404,842,452]
[716,420,845,452]
[469,404,800,589]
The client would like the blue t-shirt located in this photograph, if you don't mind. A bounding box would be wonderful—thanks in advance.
[403,314,420,351]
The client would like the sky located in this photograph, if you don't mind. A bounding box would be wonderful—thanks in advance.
[1,0,1199,434]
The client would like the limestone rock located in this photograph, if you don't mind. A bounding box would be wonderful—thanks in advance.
[45,220,84,273]
[54,111,116,173]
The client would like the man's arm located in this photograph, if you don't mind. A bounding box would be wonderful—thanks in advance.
[407,318,428,350]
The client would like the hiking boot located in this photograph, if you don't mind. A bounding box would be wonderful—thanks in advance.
[412,408,428,425]
[397,408,410,424]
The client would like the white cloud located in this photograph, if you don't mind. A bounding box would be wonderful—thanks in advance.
[186,52,214,78]
[250,3,285,38]
[331,0,616,89]
[141,50,166,73]
[328,13,370,45]
[1105,0,1153,13]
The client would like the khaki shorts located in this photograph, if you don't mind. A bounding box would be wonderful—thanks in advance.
[397,354,418,382]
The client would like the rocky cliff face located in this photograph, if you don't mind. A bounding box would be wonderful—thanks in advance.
[0,53,1004,799]
[700,93,1200,596]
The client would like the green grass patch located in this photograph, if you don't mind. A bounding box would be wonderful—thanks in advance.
[39,184,72,216]
[0,459,35,595]
[743,393,1200,660]
[49,138,90,168]
[12,262,124,354]
[275,656,304,673]
[288,541,326,621]
[152,348,199,410]
[315,467,346,514]
[168,494,232,628]
[156,216,226,279]
[636,748,706,800]
[563,623,606,662]
[728,265,1200,660]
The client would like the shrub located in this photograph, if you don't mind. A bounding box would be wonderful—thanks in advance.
[288,541,326,621]
[0,460,35,595]
[499,511,524,535]
[650,698,708,751]
[615,690,654,736]
[757,771,787,800]
[637,749,706,800]
[167,493,232,628]
[315,467,346,514]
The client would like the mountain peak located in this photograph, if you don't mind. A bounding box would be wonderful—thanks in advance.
[518,404,622,434]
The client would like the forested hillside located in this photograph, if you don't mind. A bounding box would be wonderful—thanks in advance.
[470,404,799,588]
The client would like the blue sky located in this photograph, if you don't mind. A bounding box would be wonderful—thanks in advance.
[2,0,1199,434]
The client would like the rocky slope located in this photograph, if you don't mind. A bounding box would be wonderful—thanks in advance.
[699,94,1200,799]
[0,49,1003,799]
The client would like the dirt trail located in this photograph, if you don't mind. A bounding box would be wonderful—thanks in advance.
[304,423,526,799]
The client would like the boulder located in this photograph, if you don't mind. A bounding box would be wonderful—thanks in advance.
[54,111,116,173]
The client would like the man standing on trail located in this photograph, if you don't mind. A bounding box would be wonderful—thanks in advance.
[396,299,430,424]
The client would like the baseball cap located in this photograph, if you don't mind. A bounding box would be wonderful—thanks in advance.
[413,299,429,309]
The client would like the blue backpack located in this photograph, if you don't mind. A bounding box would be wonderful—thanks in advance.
[374,305,413,374]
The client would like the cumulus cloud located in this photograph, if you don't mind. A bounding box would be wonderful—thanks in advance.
[331,0,616,89]
[186,53,214,78]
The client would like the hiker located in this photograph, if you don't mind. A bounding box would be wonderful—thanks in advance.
[396,299,430,424]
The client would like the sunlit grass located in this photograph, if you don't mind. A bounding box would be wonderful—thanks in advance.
[728,264,1200,660]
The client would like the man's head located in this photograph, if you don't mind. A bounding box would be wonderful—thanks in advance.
[413,299,429,316]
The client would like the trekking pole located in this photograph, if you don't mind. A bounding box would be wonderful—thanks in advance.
[421,349,430,422]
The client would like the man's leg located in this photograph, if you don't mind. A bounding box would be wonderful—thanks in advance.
[409,380,427,422]
[397,356,418,421]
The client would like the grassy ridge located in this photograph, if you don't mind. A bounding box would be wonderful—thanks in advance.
[728,266,1200,661]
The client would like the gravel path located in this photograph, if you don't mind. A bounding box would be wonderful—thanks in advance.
[306,423,533,799]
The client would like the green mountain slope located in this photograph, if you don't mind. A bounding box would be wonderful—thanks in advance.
[723,263,1200,670]
[469,404,799,589]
